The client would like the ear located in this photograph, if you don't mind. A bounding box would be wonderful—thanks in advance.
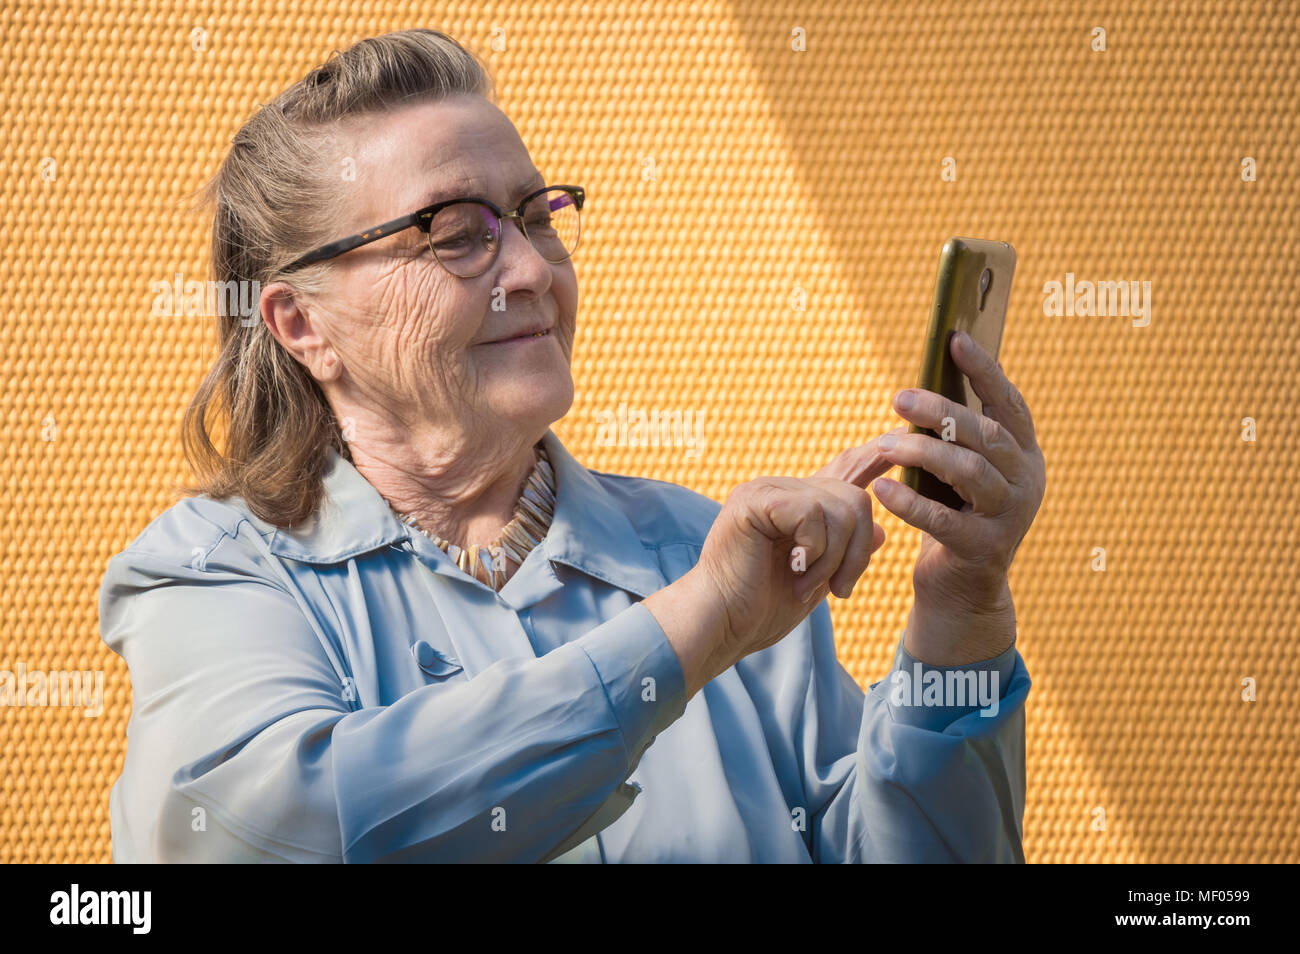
[259,280,341,382]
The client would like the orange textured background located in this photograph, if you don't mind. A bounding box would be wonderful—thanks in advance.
[1,0,1297,862]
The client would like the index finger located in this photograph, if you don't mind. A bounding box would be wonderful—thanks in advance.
[810,425,907,486]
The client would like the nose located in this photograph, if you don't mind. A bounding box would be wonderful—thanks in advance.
[495,212,553,281]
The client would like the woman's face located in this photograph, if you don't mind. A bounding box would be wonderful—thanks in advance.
[277,93,578,447]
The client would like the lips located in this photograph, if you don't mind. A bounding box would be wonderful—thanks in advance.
[479,323,554,345]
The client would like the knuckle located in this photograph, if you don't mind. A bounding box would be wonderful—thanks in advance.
[727,480,767,519]
[978,414,1007,451]
[804,497,826,525]
[1005,384,1028,417]
[928,501,956,537]
[958,450,985,487]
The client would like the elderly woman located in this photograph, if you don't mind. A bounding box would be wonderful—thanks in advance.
[100,29,1044,863]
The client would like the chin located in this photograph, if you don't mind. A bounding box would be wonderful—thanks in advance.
[490,373,574,435]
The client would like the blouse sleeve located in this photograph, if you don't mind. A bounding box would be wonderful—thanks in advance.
[793,600,1031,862]
[99,515,688,863]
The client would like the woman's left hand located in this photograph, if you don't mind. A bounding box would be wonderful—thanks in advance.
[871,330,1046,665]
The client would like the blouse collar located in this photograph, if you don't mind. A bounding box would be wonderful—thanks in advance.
[257,428,669,599]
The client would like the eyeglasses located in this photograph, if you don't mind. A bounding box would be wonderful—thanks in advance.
[282,184,585,278]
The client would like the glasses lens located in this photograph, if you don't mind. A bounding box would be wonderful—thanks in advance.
[522,188,581,263]
[427,203,500,277]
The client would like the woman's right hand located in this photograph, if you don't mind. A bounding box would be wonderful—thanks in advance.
[644,427,904,697]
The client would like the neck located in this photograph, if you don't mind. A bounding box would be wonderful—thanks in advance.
[346,422,544,550]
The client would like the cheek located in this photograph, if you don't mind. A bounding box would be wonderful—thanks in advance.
[554,266,579,336]
[373,265,477,359]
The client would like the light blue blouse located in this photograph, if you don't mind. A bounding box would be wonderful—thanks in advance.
[99,427,1029,863]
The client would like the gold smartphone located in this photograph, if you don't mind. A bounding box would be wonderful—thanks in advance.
[899,237,1016,510]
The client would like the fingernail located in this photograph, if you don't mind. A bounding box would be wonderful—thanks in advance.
[873,477,893,497]
[895,390,915,411]
[877,433,897,450]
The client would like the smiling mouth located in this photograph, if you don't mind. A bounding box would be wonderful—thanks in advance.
[485,329,553,344]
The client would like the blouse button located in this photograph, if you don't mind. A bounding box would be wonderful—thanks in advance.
[411,639,462,677]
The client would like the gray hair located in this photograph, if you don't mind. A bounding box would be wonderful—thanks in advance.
[179,29,495,527]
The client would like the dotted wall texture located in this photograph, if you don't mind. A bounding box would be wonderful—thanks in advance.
[1,0,1297,863]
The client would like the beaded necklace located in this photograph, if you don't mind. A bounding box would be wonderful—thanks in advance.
[390,443,556,591]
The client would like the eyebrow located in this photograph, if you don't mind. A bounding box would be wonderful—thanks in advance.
[419,174,547,209]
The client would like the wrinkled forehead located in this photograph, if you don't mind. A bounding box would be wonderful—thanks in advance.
[327,94,543,224]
